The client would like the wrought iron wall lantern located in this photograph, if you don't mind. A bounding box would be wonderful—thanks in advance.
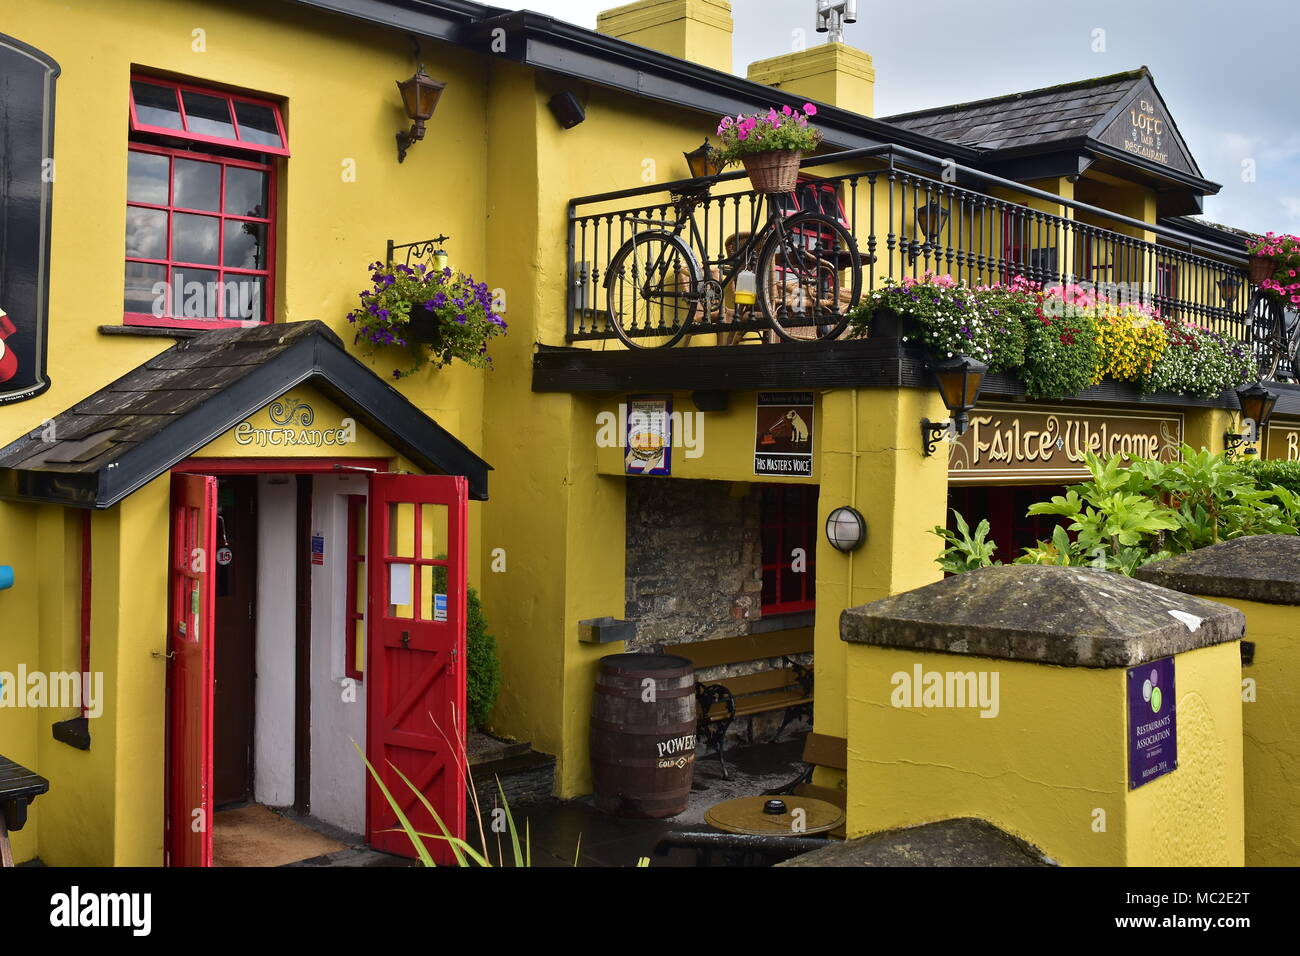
[684,138,724,180]
[921,354,987,456]
[1217,275,1241,305]
[1225,382,1278,459]
[825,505,867,552]
[395,64,446,163]
[909,198,949,263]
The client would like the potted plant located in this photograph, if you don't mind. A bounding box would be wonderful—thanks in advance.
[715,104,822,194]
[347,260,507,379]
[1246,233,1300,307]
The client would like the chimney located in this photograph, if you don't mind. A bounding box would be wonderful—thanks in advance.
[746,41,876,117]
[597,0,734,74]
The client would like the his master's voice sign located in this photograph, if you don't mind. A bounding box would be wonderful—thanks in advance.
[755,392,814,477]
[1128,657,1177,789]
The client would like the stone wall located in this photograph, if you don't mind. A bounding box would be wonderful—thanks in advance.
[625,478,762,651]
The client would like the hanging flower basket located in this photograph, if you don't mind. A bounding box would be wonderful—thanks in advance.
[741,150,803,195]
[1249,255,1276,286]
[346,260,507,379]
[714,104,822,195]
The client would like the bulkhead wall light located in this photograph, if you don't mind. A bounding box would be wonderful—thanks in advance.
[825,505,867,552]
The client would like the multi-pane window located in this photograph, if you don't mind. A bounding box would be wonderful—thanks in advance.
[124,77,286,328]
[759,484,818,614]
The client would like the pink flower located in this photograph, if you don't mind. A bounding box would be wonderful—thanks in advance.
[782,105,793,116]
[803,103,818,116]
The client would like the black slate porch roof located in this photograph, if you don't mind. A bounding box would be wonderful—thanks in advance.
[0,321,491,507]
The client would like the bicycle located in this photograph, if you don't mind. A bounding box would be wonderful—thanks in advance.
[1247,282,1299,382]
[602,185,864,349]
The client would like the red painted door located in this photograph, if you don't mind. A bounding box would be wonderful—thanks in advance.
[365,474,467,863]
[166,473,217,867]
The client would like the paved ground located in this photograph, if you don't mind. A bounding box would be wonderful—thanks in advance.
[472,734,809,868]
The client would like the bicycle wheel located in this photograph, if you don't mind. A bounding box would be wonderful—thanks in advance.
[1248,288,1286,381]
[604,232,702,349]
[758,211,862,343]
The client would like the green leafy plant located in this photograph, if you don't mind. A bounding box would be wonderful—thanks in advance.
[714,104,822,163]
[347,260,506,379]
[466,586,501,730]
[933,447,1300,576]
[933,509,1000,573]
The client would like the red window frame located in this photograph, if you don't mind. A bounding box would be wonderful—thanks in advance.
[124,141,277,329]
[129,75,289,157]
[759,484,818,614]
[344,494,367,681]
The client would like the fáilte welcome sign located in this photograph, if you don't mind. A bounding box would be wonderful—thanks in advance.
[949,405,1183,483]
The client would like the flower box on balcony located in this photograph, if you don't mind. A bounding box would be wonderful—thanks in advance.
[866,307,926,342]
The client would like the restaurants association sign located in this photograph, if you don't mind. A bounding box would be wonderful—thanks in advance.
[949,405,1182,483]
[0,34,58,405]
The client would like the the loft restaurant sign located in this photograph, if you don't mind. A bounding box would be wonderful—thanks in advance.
[949,405,1182,482]
[0,35,59,405]
[1266,422,1300,462]
[1096,82,1195,176]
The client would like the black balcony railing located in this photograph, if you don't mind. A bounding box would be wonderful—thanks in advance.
[566,144,1268,372]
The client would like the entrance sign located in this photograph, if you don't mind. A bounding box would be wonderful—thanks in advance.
[233,396,357,448]
[0,34,58,405]
[1266,421,1300,462]
[755,392,814,477]
[1127,657,1177,790]
[625,395,672,476]
[949,405,1182,483]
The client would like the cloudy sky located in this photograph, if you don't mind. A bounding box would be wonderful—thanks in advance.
[521,0,1299,234]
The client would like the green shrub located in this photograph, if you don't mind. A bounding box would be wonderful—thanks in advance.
[934,447,1300,576]
[466,586,501,729]
[1242,458,1300,498]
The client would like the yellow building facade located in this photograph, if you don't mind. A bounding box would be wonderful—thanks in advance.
[0,0,1284,866]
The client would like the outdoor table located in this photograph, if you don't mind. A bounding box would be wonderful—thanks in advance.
[704,795,843,837]
[0,754,49,867]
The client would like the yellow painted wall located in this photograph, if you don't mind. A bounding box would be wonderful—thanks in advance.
[1193,597,1299,866]
[0,501,43,864]
[814,387,949,750]
[844,641,1243,866]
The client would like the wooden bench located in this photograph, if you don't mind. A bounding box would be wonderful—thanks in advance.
[670,628,814,777]
[0,754,49,868]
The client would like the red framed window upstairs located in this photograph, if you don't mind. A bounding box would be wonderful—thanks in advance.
[760,484,818,614]
[125,77,285,329]
[129,76,289,156]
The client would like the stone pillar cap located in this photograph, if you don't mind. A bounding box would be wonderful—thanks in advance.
[1134,534,1300,605]
[840,565,1244,668]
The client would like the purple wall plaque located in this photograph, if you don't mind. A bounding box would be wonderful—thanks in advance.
[1128,657,1177,789]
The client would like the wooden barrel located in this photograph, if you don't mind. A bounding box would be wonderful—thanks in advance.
[590,653,696,818]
